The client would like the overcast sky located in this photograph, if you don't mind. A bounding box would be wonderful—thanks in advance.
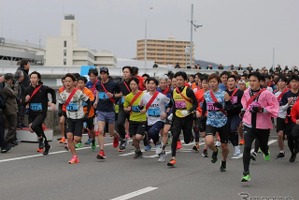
[1,0,298,68]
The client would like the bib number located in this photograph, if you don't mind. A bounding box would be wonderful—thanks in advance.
[98,92,108,100]
[66,103,79,111]
[175,100,186,109]
[207,102,219,111]
[30,103,42,111]
[147,108,160,117]
[131,105,140,112]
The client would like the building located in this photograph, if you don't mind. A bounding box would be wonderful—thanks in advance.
[45,14,116,67]
[0,37,45,66]
[136,37,194,68]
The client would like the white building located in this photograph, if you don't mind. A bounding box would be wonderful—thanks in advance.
[45,14,116,67]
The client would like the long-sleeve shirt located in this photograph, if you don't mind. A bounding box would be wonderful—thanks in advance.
[290,100,299,124]
[242,88,279,129]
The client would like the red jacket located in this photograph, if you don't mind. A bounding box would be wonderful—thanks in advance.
[291,100,299,123]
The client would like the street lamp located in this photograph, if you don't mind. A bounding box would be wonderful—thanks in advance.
[190,4,202,67]
[144,7,154,68]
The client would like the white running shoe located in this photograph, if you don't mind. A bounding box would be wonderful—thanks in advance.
[215,141,221,147]
[234,145,241,156]
[155,142,163,155]
[158,151,166,162]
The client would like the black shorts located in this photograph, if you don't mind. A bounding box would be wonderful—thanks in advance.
[84,117,94,130]
[66,118,84,137]
[205,124,229,143]
[276,117,286,132]
[129,121,146,136]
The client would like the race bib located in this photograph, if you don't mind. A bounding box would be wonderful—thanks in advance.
[30,103,42,111]
[131,105,140,112]
[147,108,160,117]
[207,102,220,111]
[66,103,79,111]
[175,100,186,109]
[98,92,108,100]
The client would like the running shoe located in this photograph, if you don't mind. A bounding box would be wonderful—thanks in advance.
[85,138,92,145]
[68,155,80,164]
[75,142,82,149]
[211,148,218,163]
[250,152,257,161]
[202,149,208,158]
[289,153,296,163]
[233,146,241,157]
[192,144,200,152]
[118,140,127,152]
[155,142,163,155]
[113,136,119,148]
[1,144,11,153]
[43,144,51,155]
[167,159,176,167]
[144,144,152,151]
[275,152,285,159]
[133,150,143,159]
[263,151,270,161]
[220,161,226,172]
[59,137,66,144]
[176,140,182,150]
[38,139,44,149]
[96,150,106,159]
[239,139,245,145]
[37,147,43,153]
[158,151,166,162]
[241,174,251,182]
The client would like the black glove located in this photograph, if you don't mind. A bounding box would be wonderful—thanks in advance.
[213,102,223,109]
[138,105,144,110]
[250,106,263,113]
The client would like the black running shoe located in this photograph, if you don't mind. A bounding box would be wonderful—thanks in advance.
[133,150,143,159]
[202,149,208,157]
[220,161,226,172]
[289,153,297,163]
[43,144,51,155]
[211,148,218,163]
[275,152,285,159]
[250,152,257,161]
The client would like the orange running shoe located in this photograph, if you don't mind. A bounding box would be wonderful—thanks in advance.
[176,140,182,150]
[36,147,43,153]
[59,137,66,144]
[239,139,245,145]
[68,155,80,164]
[167,159,176,167]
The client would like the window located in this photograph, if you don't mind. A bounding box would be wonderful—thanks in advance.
[63,50,67,56]
[64,41,67,47]
[63,58,67,65]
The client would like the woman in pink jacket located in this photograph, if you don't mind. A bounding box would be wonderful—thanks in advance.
[240,72,279,182]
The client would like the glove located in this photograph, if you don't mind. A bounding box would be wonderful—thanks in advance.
[250,106,263,113]
[138,105,144,110]
[213,102,223,109]
[167,113,173,121]
[181,110,189,117]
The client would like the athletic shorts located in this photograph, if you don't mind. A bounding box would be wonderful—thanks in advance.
[96,111,115,124]
[66,118,84,137]
[129,121,146,136]
[205,124,229,144]
[276,117,286,132]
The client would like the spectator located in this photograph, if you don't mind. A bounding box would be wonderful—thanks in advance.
[174,63,181,68]
[2,73,19,147]
[14,70,26,128]
[218,64,224,70]
[153,62,158,68]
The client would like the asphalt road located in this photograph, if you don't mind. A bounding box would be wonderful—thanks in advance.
[0,131,297,200]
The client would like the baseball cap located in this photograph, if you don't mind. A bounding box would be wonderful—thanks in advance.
[100,67,109,74]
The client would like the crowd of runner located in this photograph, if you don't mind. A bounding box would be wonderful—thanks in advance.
[0,59,299,182]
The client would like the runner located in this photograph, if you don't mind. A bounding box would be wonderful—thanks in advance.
[77,76,96,150]
[203,73,231,172]
[123,77,146,159]
[225,75,244,158]
[58,73,90,164]
[274,75,288,159]
[116,66,132,152]
[139,77,170,156]
[167,71,197,167]
[24,71,56,155]
[282,75,299,162]
[93,67,121,159]
[241,72,279,182]
[289,97,299,162]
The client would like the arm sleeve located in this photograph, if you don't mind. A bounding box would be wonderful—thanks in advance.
[186,88,198,113]
[264,93,279,118]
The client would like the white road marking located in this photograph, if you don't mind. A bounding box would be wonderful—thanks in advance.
[110,186,158,200]
[0,143,112,163]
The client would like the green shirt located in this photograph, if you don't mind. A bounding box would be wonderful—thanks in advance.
[124,92,146,122]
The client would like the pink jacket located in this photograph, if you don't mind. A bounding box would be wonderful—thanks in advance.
[241,88,279,129]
